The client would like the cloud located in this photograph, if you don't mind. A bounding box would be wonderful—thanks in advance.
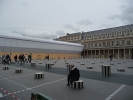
[12,29,57,39]
[56,30,65,35]
[108,0,133,24]
[64,24,79,31]
[99,24,115,29]
[77,19,92,25]
[21,1,28,7]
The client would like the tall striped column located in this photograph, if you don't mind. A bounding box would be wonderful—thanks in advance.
[67,65,72,73]
[102,65,111,77]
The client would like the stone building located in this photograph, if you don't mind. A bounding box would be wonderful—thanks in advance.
[55,24,133,59]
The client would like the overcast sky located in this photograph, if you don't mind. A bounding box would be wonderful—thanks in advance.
[0,0,133,39]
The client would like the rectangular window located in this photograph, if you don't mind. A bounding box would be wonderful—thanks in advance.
[107,42,110,46]
[127,40,130,45]
[116,41,119,45]
[112,41,114,45]
[88,43,90,47]
[122,40,124,45]
[95,43,97,47]
[99,43,101,46]
[103,42,105,46]
[91,43,93,47]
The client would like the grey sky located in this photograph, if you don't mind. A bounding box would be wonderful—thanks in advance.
[0,0,132,39]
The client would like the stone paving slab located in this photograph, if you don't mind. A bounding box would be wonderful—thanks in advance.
[11,62,133,86]
[0,59,133,100]
[110,85,133,100]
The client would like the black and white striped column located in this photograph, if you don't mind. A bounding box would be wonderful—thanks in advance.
[72,80,83,89]
[12,61,15,64]
[15,69,23,73]
[3,66,9,70]
[102,65,111,77]
[31,63,35,67]
[34,72,44,79]
[118,68,125,72]
[46,64,51,69]
[20,62,24,65]
[67,64,72,72]
[87,66,93,69]
[128,66,133,68]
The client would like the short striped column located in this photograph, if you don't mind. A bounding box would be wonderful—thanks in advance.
[118,68,125,72]
[31,63,35,67]
[51,63,54,65]
[34,72,44,79]
[15,69,23,73]
[128,66,133,68]
[87,66,93,69]
[3,66,9,70]
[72,80,83,89]
[67,64,72,72]
[20,62,24,65]
[46,64,51,69]
[102,65,111,77]
[12,61,15,64]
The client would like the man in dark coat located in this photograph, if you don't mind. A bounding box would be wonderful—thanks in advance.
[28,54,31,63]
[14,55,17,62]
[6,54,12,64]
[67,65,80,86]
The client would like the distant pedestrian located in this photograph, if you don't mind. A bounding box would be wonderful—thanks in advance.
[14,55,17,62]
[109,54,113,61]
[28,54,31,63]
[6,54,12,64]
[18,54,22,63]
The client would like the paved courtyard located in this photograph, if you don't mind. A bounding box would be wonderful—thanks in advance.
[0,58,133,100]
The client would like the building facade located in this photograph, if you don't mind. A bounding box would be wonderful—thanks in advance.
[56,24,133,59]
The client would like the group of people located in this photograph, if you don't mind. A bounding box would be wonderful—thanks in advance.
[1,54,32,65]
[1,54,12,65]
[15,54,32,63]
[45,55,49,60]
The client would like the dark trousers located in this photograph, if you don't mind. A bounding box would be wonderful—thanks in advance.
[28,58,31,63]
[67,75,79,84]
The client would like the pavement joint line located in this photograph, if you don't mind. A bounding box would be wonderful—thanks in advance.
[0,70,15,73]
[105,84,125,100]
[4,78,67,97]
[0,73,34,81]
